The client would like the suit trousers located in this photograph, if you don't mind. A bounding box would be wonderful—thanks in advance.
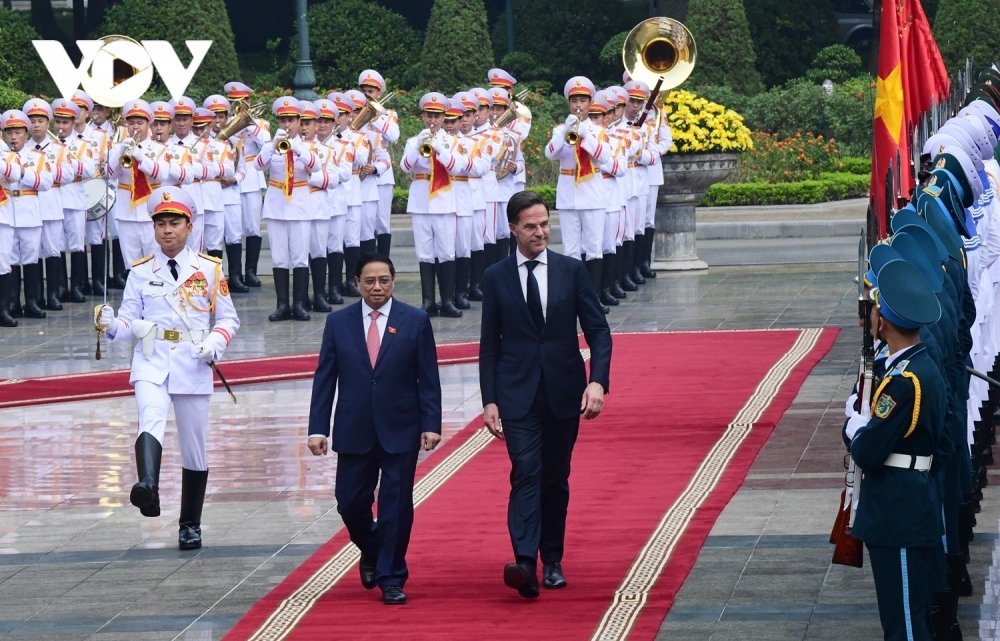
[867,544,933,641]
[456,215,473,258]
[503,383,580,564]
[134,380,210,471]
[186,212,205,254]
[560,209,605,261]
[224,203,243,245]
[240,191,263,237]
[646,185,659,229]
[310,219,329,259]
[327,215,345,254]
[0,222,12,275]
[203,209,225,253]
[64,209,86,253]
[361,200,378,242]
[604,207,625,254]
[494,200,510,240]
[411,213,456,262]
[335,439,419,587]
[268,219,310,269]
[12,226,43,266]
[376,184,393,235]
[634,193,647,240]
[40,220,65,258]
[483,202,499,245]
[471,209,486,252]
[345,205,361,248]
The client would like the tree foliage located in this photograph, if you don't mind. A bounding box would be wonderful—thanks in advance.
[0,9,53,95]
[805,45,863,85]
[744,0,839,88]
[933,0,1000,76]
[420,0,495,94]
[686,0,763,95]
[101,0,241,99]
[279,0,421,92]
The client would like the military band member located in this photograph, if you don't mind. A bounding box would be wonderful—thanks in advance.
[256,97,319,321]
[204,95,249,294]
[488,68,531,196]
[593,91,627,309]
[192,107,232,261]
[622,80,657,287]
[401,92,467,318]
[98,186,240,550]
[0,118,24,327]
[545,76,613,296]
[470,88,499,266]
[455,91,489,302]
[488,88,524,261]
[74,91,111,294]
[52,99,96,305]
[3,109,53,319]
[328,91,371,298]
[166,97,204,250]
[358,69,400,256]
[108,100,170,269]
[346,89,387,259]
[316,97,352,305]
[225,82,271,288]
[641,99,671,280]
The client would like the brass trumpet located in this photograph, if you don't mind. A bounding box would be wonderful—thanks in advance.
[119,138,139,169]
[419,141,434,158]
[565,109,584,145]
[276,138,292,153]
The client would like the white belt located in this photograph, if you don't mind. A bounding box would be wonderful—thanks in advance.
[884,453,932,471]
[155,328,208,342]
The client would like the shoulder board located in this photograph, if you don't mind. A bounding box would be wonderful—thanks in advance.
[131,254,153,267]
[887,360,910,377]
[199,252,222,264]
[875,344,890,360]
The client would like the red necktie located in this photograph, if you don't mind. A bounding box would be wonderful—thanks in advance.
[367,310,381,368]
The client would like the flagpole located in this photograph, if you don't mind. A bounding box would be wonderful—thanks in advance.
[869,0,881,77]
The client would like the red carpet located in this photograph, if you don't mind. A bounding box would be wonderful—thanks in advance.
[223,328,838,641]
[0,342,479,409]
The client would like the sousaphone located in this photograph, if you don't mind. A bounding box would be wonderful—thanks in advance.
[622,18,697,126]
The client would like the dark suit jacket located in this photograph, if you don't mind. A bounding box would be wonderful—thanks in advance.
[479,250,612,421]
[308,299,442,454]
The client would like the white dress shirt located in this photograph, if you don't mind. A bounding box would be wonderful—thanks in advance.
[361,297,393,343]
[516,248,548,321]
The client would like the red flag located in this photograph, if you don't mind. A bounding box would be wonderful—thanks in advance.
[574,145,598,185]
[871,0,950,236]
[428,152,451,199]
[130,165,152,208]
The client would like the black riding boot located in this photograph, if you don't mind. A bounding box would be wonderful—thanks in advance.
[268,268,291,321]
[630,236,646,285]
[419,262,439,317]
[640,228,657,278]
[206,249,224,261]
[600,253,619,306]
[9,266,22,317]
[496,238,510,264]
[178,468,208,550]
[225,244,250,293]
[586,259,608,314]
[0,273,17,327]
[438,260,463,318]
[130,432,162,517]
[22,262,46,318]
[36,259,45,305]
[620,242,638,291]
[69,251,87,302]
[110,239,127,289]
[291,267,311,321]
[376,233,391,256]
[310,256,332,312]
[483,242,498,269]
[454,257,471,309]
[327,252,344,304]
[468,250,485,301]
[57,253,69,302]
[89,244,106,296]
[244,236,262,287]
[360,238,377,258]
[343,246,361,297]
[45,257,63,310]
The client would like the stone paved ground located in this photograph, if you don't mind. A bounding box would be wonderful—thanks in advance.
[1,262,996,640]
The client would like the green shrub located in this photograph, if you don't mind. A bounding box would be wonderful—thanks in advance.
[0,83,32,113]
[933,0,1000,76]
[745,0,839,88]
[837,157,871,175]
[728,131,841,183]
[498,52,550,86]
[823,76,874,157]
[420,0,495,94]
[806,45,864,85]
[690,84,752,119]
[0,10,53,96]
[700,172,868,206]
[277,0,420,93]
[101,0,241,99]
[686,0,763,95]
[599,32,628,67]
[526,184,556,209]
[745,79,828,139]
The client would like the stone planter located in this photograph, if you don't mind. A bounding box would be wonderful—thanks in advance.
[653,152,739,270]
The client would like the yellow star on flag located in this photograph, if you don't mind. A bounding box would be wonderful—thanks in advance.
[875,64,905,145]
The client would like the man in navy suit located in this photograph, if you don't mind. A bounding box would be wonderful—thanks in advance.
[480,190,612,598]
[308,253,442,606]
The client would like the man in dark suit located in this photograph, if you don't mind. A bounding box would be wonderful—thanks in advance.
[480,190,612,598]
[308,253,442,606]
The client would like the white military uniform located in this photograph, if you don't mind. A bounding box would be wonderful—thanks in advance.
[256,135,319,269]
[0,151,23,276]
[108,137,170,265]
[307,136,350,258]
[600,122,628,255]
[59,132,97,253]
[195,134,233,253]
[235,119,270,237]
[359,114,392,245]
[339,128,370,251]
[106,246,239,470]
[471,121,505,245]
[358,70,400,238]
[83,124,113,244]
[401,128,467,262]
[645,111,672,231]
[33,137,75,259]
[450,130,490,258]
[7,143,54,266]
[318,132,353,255]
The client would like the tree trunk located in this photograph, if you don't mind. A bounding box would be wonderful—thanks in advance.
[73,0,86,40]
[655,0,689,21]
[31,0,63,41]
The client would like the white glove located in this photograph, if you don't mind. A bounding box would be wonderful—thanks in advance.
[844,392,858,418]
[430,137,446,154]
[565,114,579,128]
[291,137,304,155]
[845,411,869,441]
[137,154,154,174]
[191,333,226,363]
[97,304,115,329]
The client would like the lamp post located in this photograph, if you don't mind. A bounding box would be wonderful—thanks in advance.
[506,0,515,54]
[293,0,317,100]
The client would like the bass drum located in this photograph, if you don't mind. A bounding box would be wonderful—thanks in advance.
[85,179,116,221]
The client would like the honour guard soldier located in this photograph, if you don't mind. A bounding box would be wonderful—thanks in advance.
[347,89,389,259]
[226,82,270,287]
[400,92,468,318]
[24,98,73,311]
[257,97,319,321]
[455,91,489,302]
[545,76,613,296]
[593,91,627,309]
[205,95,249,293]
[358,69,400,256]
[97,186,240,550]
[108,100,170,269]
[3,109,53,319]
[52,98,96,304]
[327,91,370,297]
[0,120,23,327]
[489,68,531,196]
[488,88,524,261]
[192,107,232,260]
[845,257,946,641]
[315,97,352,305]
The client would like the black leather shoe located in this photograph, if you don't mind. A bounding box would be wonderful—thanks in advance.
[543,562,567,589]
[504,562,539,598]
[381,585,407,605]
[178,524,202,550]
[359,554,377,590]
